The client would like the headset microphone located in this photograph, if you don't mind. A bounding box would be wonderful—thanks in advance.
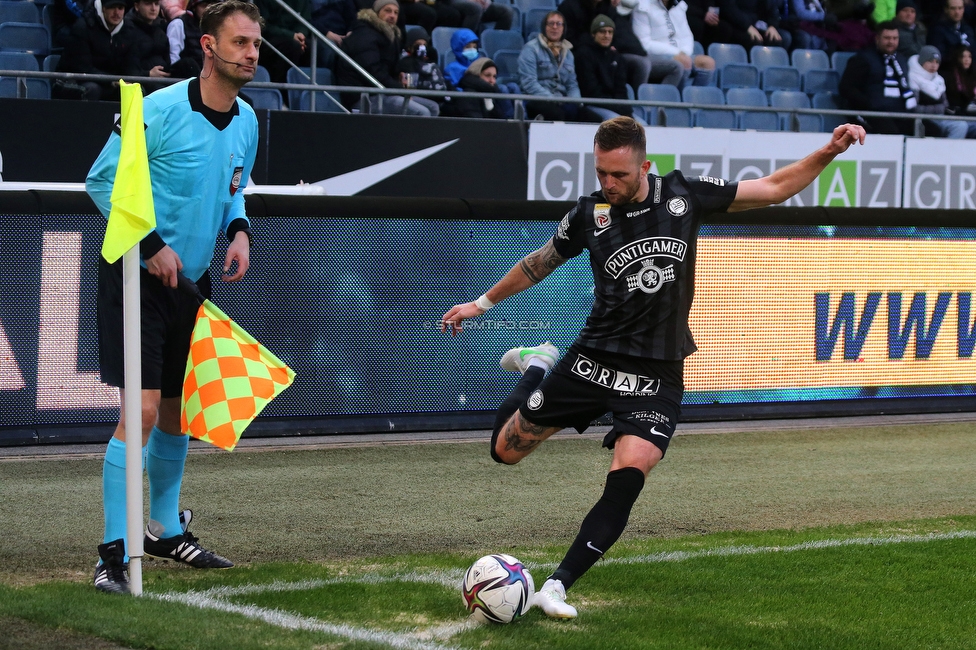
[209,45,246,67]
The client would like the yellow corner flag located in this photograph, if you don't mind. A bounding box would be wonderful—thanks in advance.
[101,80,156,264]
[181,300,296,451]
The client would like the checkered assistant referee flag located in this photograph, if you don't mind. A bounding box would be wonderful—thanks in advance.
[178,275,295,451]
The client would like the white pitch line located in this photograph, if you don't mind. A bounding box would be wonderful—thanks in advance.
[150,590,461,650]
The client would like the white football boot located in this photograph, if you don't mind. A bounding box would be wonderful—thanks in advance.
[500,342,560,374]
[532,578,578,619]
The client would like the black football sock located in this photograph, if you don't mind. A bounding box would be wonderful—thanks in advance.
[549,466,646,590]
[489,366,545,464]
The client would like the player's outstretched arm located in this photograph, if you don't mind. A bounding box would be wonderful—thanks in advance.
[440,238,568,336]
[728,124,866,213]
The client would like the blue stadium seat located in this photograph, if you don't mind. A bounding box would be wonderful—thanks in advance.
[0,50,37,71]
[694,108,737,129]
[739,109,779,130]
[719,62,760,89]
[693,40,703,56]
[831,50,855,76]
[707,42,747,70]
[802,68,839,95]
[0,22,49,56]
[253,64,270,83]
[0,1,40,24]
[517,0,555,12]
[771,89,821,131]
[431,26,458,69]
[761,65,801,93]
[637,82,690,126]
[792,48,830,76]
[492,47,521,85]
[522,7,552,39]
[299,89,344,112]
[285,66,333,109]
[481,28,523,58]
[812,91,847,132]
[725,86,767,107]
[41,52,56,70]
[0,75,49,98]
[244,87,282,110]
[681,84,724,105]
[749,45,788,70]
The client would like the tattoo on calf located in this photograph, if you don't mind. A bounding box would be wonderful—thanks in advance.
[502,413,548,453]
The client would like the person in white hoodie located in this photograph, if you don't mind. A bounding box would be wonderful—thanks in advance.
[631,0,715,87]
[908,44,976,138]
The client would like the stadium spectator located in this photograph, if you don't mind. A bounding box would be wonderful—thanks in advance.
[941,44,976,112]
[715,0,791,50]
[463,0,515,32]
[573,15,636,118]
[254,0,311,84]
[310,0,358,64]
[558,0,616,46]
[786,0,831,52]
[394,26,449,115]
[839,20,918,135]
[166,0,211,79]
[54,0,140,101]
[518,10,603,121]
[908,44,976,135]
[128,0,172,83]
[439,116,866,620]
[85,0,262,595]
[895,0,927,57]
[445,28,481,86]
[631,0,714,87]
[873,0,896,25]
[599,0,656,92]
[927,0,975,61]
[453,56,515,117]
[336,0,439,115]
[50,0,89,49]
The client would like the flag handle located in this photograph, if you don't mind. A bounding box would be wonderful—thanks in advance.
[176,272,205,305]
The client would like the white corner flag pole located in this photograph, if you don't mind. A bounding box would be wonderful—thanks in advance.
[122,246,144,596]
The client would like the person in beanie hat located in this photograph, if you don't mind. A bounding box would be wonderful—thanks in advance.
[908,43,976,137]
[574,14,637,119]
[395,25,449,115]
[894,0,927,58]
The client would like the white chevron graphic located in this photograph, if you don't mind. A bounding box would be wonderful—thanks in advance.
[313,139,459,196]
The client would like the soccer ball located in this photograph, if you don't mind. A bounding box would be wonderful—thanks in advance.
[461,553,535,624]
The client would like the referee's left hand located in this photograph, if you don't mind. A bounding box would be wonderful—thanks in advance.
[829,124,866,155]
[223,231,250,282]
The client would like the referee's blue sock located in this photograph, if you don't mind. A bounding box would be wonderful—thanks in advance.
[490,366,546,464]
[102,436,147,561]
[146,426,189,538]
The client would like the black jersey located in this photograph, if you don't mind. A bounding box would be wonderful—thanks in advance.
[551,170,738,361]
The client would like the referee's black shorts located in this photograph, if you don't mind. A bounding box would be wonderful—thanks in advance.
[97,257,211,399]
[517,345,684,456]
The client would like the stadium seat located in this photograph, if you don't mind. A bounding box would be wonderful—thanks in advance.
[41,52,56,70]
[739,109,779,130]
[812,91,847,132]
[0,50,37,72]
[243,87,282,110]
[481,28,523,58]
[749,45,788,70]
[831,50,855,76]
[637,82,690,126]
[285,66,332,110]
[431,26,458,68]
[0,75,49,98]
[0,22,49,56]
[253,64,270,83]
[522,7,552,39]
[792,48,830,76]
[719,62,760,89]
[492,47,520,85]
[517,0,555,12]
[761,65,801,94]
[299,89,344,112]
[682,84,725,105]
[725,86,767,107]
[694,108,737,129]
[771,89,822,131]
[0,1,40,25]
[693,40,703,56]
[707,42,747,70]
[802,68,839,95]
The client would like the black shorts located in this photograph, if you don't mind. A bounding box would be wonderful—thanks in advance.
[97,257,211,398]
[518,345,684,456]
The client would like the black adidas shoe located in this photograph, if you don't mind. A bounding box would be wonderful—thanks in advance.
[93,539,130,594]
[144,520,234,569]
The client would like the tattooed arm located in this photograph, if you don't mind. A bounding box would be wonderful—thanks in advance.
[440,238,568,335]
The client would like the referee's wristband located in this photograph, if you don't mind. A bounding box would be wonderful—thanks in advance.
[475,294,495,311]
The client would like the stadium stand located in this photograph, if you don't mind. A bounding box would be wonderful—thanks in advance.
[749,45,788,71]
[791,47,830,76]
[481,27,522,59]
[637,82,691,126]
[719,62,760,90]
[771,89,823,132]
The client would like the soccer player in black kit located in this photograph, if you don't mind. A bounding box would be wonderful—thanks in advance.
[442,117,866,618]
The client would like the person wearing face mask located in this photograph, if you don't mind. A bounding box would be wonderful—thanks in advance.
[445,28,482,86]
[395,27,451,115]
[518,10,604,122]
